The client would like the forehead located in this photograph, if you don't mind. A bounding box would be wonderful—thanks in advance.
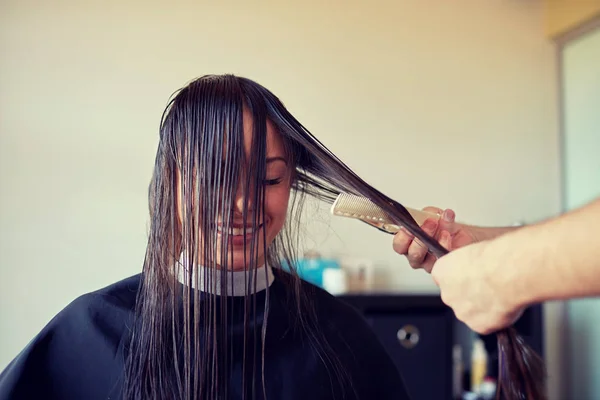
[241,108,285,158]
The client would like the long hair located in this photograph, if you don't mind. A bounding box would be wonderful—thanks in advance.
[123,74,546,400]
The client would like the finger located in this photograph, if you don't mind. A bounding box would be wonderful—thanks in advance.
[480,310,522,335]
[393,228,414,255]
[407,218,438,269]
[431,265,441,286]
[470,318,499,336]
[421,253,437,274]
[510,307,525,325]
[438,230,453,251]
[437,209,456,235]
[430,255,447,286]
[476,326,496,336]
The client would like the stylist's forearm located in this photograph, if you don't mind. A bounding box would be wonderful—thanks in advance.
[496,198,600,307]
[468,225,521,242]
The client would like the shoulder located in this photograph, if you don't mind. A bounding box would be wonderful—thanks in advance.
[50,273,141,350]
[25,272,140,346]
[0,274,141,400]
[62,273,141,319]
[10,272,140,351]
[42,273,140,339]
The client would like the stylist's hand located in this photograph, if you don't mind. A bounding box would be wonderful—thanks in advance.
[392,208,478,273]
[431,236,524,334]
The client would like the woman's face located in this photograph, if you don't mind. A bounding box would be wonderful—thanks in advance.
[178,109,292,270]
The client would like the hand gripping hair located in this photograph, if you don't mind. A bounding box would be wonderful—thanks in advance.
[123,74,546,400]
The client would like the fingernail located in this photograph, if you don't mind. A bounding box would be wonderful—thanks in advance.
[443,209,455,222]
[423,220,436,231]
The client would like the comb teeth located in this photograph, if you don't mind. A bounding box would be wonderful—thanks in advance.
[331,193,442,231]
[331,193,393,224]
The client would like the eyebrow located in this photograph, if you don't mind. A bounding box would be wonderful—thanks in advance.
[266,157,288,165]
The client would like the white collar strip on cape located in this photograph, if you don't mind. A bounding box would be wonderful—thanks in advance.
[176,254,275,297]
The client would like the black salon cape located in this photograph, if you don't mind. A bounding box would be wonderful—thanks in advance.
[0,273,410,400]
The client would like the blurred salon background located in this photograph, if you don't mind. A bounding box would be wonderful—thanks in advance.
[1,1,599,399]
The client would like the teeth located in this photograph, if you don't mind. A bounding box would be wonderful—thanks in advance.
[217,226,258,236]
[231,227,253,235]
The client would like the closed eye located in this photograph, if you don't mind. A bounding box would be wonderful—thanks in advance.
[264,178,282,186]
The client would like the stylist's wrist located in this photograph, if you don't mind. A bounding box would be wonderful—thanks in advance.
[468,224,523,244]
[465,225,486,243]
[484,227,539,312]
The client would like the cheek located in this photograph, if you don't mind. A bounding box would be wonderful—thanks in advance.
[265,186,290,234]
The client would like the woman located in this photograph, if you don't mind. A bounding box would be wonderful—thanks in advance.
[0,75,411,400]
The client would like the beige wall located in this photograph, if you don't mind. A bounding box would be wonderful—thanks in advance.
[544,0,600,37]
[0,0,562,397]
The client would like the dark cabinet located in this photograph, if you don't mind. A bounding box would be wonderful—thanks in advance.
[337,294,544,400]
[367,313,453,400]
[338,295,454,400]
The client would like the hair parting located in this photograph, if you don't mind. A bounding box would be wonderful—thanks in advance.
[123,74,546,400]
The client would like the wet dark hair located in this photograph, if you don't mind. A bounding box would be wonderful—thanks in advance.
[123,74,546,400]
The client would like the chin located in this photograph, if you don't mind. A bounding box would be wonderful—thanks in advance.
[218,243,267,269]
[225,252,265,270]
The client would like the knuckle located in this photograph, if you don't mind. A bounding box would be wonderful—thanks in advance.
[407,252,424,266]
[421,220,438,234]
[393,232,411,245]
[393,235,407,247]
[423,262,434,274]
[393,242,408,255]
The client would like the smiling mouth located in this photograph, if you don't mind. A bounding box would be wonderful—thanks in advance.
[216,224,264,236]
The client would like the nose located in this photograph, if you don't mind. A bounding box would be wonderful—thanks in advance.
[233,180,255,215]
